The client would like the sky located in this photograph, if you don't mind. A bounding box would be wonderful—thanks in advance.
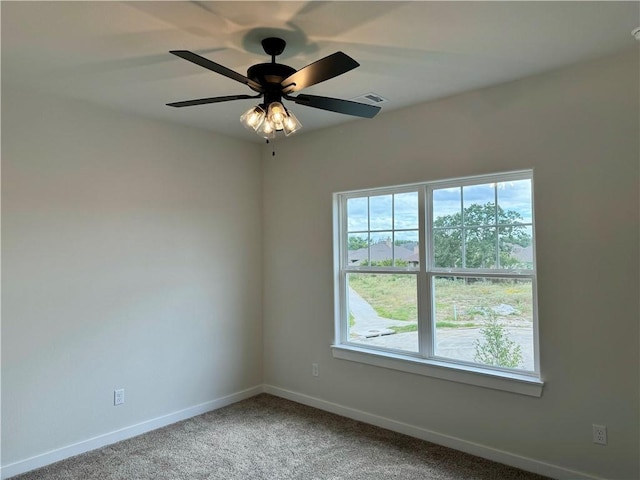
[347,179,532,234]
[433,180,532,223]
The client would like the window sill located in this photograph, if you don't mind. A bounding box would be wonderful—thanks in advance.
[331,344,544,397]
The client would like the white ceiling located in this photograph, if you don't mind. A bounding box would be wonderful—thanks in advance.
[2,1,638,143]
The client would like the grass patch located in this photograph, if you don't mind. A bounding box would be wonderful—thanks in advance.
[390,324,418,334]
[349,275,533,324]
[433,277,532,324]
[436,321,476,328]
[390,322,475,334]
[348,273,417,321]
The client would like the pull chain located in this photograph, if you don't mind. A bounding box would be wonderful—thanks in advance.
[266,138,276,157]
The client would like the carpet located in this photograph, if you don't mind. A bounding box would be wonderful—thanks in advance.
[11,394,550,479]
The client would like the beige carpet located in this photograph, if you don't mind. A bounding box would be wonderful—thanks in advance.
[12,394,550,479]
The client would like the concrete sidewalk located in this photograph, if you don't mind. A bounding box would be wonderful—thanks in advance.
[348,287,415,338]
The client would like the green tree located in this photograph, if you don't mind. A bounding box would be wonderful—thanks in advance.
[433,203,530,268]
[348,236,370,250]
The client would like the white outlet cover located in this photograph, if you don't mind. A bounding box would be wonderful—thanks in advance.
[592,424,607,445]
[114,389,125,406]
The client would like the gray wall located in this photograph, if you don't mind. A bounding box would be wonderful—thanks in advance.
[2,87,264,465]
[262,49,639,479]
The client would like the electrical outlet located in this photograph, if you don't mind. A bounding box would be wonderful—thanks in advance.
[592,424,607,445]
[312,363,319,377]
[114,388,125,406]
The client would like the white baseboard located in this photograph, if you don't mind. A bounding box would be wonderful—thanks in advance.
[2,384,604,480]
[263,385,602,480]
[1,385,264,480]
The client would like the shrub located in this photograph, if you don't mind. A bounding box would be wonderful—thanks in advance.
[360,259,409,267]
[473,312,523,368]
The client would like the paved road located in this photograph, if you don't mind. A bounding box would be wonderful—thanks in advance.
[348,287,535,371]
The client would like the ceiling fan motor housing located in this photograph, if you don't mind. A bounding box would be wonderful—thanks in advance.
[247,63,296,90]
[246,37,297,98]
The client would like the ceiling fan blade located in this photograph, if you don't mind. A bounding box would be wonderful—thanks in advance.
[281,52,359,93]
[286,94,381,118]
[170,50,263,92]
[167,94,260,108]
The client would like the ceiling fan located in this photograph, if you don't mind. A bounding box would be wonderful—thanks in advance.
[167,37,381,139]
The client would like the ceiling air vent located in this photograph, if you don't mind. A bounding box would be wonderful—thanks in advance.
[351,92,389,105]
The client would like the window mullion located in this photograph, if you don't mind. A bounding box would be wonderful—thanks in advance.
[391,194,395,266]
[460,186,466,269]
[338,196,349,344]
[367,196,371,265]
[494,183,500,268]
[419,186,432,358]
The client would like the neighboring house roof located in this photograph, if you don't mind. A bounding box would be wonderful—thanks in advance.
[349,242,417,264]
[349,242,531,266]
[510,245,533,263]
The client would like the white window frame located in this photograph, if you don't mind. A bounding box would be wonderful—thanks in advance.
[332,170,543,397]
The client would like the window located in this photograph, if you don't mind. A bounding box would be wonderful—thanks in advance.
[333,171,542,396]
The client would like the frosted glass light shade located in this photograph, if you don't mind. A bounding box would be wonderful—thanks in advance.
[240,105,266,131]
[257,118,277,139]
[267,102,286,130]
[283,110,302,136]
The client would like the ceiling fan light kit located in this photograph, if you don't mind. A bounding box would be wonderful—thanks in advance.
[167,37,381,140]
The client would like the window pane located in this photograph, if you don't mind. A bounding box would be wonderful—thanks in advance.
[347,197,368,232]
[433,276,534,371]
[463,184,496,226]
[434,228,462,268]
[433,187,461,227]
[465,227,497,268]
[347,273,418,353]
[395,230,419,267]
[369,232,393,266]
[347,233,369,266]
[497,179,532,224]
[370,194,392,230]
[394,192,419,229]
[499,225,533,269]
